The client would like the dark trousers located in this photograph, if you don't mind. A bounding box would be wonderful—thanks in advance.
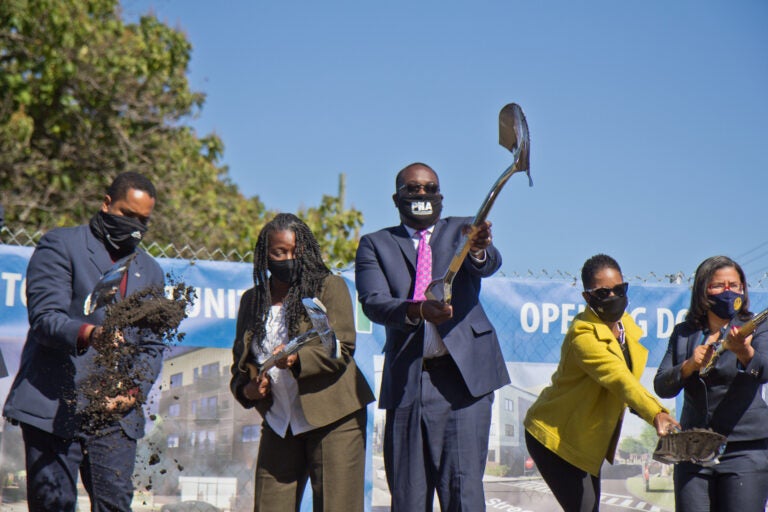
[21,422,137,512]
[384,356,493,512]
[674,439,768,512]
[254,407,368,512]
[525,430,601,512]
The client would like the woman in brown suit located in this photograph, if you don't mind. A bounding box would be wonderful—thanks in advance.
[230,213,374,512]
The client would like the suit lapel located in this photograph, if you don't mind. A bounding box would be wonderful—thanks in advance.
[392,224,417,271]
[125,253,146,297]
[615,317,648,378]
[590,310,648,378]
[685,330,703,361]
[85,226,150,298]
[429,218,451,275]
[85,226,114,275]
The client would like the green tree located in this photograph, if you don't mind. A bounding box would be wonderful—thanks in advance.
[639,422,662,453]
[0,0,362,264]
[620,422,664,456]
[619,436,647,455]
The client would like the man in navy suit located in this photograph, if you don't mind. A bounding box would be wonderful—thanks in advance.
[3,172,165,511]
[355,162,510,511]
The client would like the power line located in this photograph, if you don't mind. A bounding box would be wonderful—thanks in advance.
[736,240,768,261]
[740,248,768,268]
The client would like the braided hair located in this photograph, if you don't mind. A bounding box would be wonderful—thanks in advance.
[249,213,330,350]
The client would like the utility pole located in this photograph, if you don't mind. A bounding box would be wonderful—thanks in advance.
[338,173,346,207]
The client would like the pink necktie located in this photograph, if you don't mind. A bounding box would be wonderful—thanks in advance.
[412,230,432,300]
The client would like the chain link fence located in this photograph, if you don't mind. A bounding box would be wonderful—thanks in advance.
[0,226,700,283]
[7,225,768,289]
[0,227,365,271]
[0,227,255,263]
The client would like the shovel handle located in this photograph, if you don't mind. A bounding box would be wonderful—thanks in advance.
[700,306,768,376]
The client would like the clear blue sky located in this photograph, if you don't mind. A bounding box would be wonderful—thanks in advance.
[122,0,768,283]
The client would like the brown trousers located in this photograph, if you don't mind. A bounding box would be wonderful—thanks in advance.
[253,407,367,512]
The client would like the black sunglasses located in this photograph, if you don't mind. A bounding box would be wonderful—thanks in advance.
[398,182,440,195]
[585,282,629,300]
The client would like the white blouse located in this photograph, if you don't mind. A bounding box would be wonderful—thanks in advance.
[253,304,313,437]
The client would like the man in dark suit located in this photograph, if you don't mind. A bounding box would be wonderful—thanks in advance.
[355,162,510,511]
[2,172,165,511]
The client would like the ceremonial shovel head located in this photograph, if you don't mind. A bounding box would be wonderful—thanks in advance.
[250,297,337,379]
[83,254,136,315]
[424,103,531,304]
[498,103,531,177]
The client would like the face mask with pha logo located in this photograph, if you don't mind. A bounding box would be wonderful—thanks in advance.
[395,193,443,229]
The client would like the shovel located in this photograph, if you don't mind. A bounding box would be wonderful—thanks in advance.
[83,253,136,315]
[248,297,337,380]
[425,103,531,304]
[699,306,768,377]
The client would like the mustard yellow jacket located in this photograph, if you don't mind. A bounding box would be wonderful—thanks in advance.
[524,308,667,476]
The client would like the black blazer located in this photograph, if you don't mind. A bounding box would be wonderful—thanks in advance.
[654,318,768,441]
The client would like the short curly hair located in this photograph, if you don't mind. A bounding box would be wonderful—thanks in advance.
[107,172,156,201]
[581,254,622,290]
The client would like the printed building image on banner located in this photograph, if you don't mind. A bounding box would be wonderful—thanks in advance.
[1,244,767,512]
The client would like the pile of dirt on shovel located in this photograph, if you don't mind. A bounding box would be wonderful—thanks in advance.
[101,281,195,345]
[81,279,196,430]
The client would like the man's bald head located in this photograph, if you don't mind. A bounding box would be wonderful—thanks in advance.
[395,163,439,193]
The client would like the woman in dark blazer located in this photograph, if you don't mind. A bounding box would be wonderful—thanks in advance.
[230,213,374,512]
[654,255,768,512]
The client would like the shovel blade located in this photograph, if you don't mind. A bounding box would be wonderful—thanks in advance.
[83,254,135,315]
[424,278,451,304]
[301,297,337,358]
[499,103,531,174]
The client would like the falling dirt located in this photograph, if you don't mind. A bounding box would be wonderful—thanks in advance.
[81,279,196,431]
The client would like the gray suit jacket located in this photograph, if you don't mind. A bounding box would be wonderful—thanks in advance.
[3,224,165,439]
[355,216,510,409]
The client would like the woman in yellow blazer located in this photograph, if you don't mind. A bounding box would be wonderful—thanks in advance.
[230,213,375,512]
[524,254,679,512]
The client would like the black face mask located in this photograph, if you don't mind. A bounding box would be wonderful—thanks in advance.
[394,193,443,230]
[268,258,298,284]
[90,211,147,256]
[708,290,743,320]
[587,294,628,323]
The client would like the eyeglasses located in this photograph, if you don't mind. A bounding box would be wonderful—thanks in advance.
[707,282,744,293]
[585,282,629,300]
[398,182,440,195]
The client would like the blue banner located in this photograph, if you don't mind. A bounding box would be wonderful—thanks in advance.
[2,244,767,511]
